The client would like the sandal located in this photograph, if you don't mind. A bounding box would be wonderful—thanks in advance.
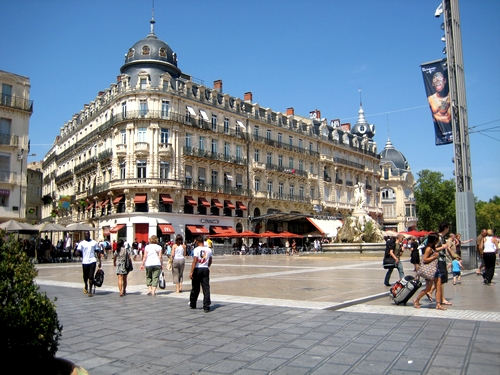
[436,304,447,310]
[442,301,452,306]
[413,299,421,309]
[426,293,433,302]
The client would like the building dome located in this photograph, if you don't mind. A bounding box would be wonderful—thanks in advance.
[379,138,410,173]
[120,18,181,83]
[351,105,375,139]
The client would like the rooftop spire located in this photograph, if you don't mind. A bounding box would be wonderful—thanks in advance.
[150,0,156,35]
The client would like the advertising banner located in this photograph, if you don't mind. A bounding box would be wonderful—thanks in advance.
[58,195,72,210]
[420,59,453,145]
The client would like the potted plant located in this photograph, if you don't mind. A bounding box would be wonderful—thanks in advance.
[28,207,35,214]
[50,209,58,218]
[0,231,88,373]
[42,194,53,205]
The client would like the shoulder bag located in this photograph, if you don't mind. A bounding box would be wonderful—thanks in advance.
[158,271,166,289]
[416,251,438,280]
[124,249,133,272]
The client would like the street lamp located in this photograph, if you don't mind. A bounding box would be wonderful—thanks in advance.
[18,149,36,219]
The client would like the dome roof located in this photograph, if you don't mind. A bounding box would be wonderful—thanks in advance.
[351,105,375,139]
[120,19,181,78]
[379,138,410,172]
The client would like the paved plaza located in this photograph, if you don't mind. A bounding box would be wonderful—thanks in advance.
[36,254,500,374]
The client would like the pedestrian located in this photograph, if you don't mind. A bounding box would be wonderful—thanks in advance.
[189,236,213,313]
[409,236,420,272]
[450,254,464,285]
[482,229,499,285]
[140,235,163,296]
[429,221,453,307]
[132,238,139,260]
[455,233,472,257]
[285,240,290,256]
[476,229,487,275]
[64,233,72,260]
[113,239,132,296]
[172,234,187,293]
[413,232,440,309]
[384,234,405,286]
[77,230,100,297]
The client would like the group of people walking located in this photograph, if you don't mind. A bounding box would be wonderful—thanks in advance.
[77,231,213,312]
[383,222,498,311]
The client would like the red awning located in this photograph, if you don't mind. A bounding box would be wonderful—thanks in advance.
[186,225,209,234]
[109,224,125,233]
[224,200,236,209]
[236,201,247,211]
[158,224,175,234]
[185,196,197,205]
[212,199,223,208]
[211,226,225,234]
[134,194,147,204]
[199,197,210,207]
[211,226,238,235]
[112,195,124,204]
[86,202,94,210]
[100,199,109,207]
[160,194,173,204]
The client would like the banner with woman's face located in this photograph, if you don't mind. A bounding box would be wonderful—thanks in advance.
[421,58,453,145]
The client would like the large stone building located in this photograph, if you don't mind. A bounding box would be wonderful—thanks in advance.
[0,70,33,223]
[41,18,382,244]
[379,138,417,232]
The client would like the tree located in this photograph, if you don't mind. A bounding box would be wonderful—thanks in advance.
[414,170,456,232]
[476,195,500,234]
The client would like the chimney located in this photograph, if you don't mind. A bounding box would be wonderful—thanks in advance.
[117,75,122,82]
[213,80,223,92]
[244,92,253,102]
[286,107,294,116]
[341,123,351,131]
[309,109,321,120]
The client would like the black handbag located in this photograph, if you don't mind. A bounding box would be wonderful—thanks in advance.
[383,257,396,269]
[124,250,133,272]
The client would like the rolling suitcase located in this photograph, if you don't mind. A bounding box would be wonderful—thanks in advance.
[389,275,422,305]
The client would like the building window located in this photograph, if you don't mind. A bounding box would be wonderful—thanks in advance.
[289,157,294,169]
[299,139,303,149]
[254,178,260,191]
[384,168,389,180]
[211,114,217,131]
[253,126,259,137]
[310,187,315,199]
[289,185,295,196]
[267,180,272,193]
[142,45,150,55]
[185,133,192,148]
[199,136,205,151]
[161,100,169,118]
[160,128,169,144]
[266,152,272,165]
[310,163,314,174]
[289,135,293,146]
[137,127,147,142]
[236,174,243,189]
[140,78,147,90]
[236,145,242,161]
[185,165,192,182]
[224,117,229,134]
[224,142,230,157]
[159,161,169,179]
[278,133,282,144]
[121,102,127,118]
[254,149,259,162]
[299,186,304,199]
[120,129,126,144]
[198,167,206,183]
[139,100,148,117]
[211,170,218,186]
[278,155,283,167]
[235,123,241,137]
[299,160,303,171]
[120,162,126,180]
[0,118,11,135]
[278,182,284,196]
[136,160,147,178]
[267,129,271,140]
[211,139,217,153]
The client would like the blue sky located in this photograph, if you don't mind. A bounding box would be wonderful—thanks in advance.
[1,0,499,202]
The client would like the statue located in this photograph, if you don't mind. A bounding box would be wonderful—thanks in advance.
[354,182,366,210]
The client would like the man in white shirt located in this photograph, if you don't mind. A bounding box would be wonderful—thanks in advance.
[189,236,213,312]
[77,230,100,297]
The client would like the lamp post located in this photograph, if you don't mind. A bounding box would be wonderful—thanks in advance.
[18,149,36,220]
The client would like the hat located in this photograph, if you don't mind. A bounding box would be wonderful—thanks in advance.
[453,254,459,259]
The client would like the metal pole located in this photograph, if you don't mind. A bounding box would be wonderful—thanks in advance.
[442,0,477,268]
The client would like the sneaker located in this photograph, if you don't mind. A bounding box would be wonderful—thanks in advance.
[204,308,210,313]
[88,293,93,297]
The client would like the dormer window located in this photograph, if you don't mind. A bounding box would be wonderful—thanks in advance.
[127,48,135,58]
[159,47,167,57]
[142,45,150,55]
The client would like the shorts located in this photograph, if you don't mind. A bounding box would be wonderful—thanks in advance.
[437,260,448,283]
[452,271,461,277]
[82,262,97,283]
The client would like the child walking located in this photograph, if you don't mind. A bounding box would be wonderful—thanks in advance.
[450,254,464,285]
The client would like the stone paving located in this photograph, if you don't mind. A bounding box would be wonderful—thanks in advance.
[36,254,500,374]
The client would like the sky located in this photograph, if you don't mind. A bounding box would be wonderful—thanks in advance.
[1,0,499,202]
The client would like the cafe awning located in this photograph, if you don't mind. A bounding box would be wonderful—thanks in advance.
[211,226,237,235]
[109,224,125,233]
[100,199,109,207]
[199,197,210,207]
[112,195,124,204]
[158,224,175,234]
[160,194,173,204]
[236,201,247,211]
[212,199,223,208]
[86,202,94,210]
[186,225,209,234]
[224,200,235,209]
[307,217,343,238]
[185,196,197,205]
[133,194,147,204]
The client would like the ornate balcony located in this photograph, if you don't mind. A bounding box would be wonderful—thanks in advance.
[134,142,150,157]
[116,144,126,157]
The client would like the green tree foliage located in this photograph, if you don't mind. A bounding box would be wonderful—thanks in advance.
[414,170,456,232]
[0,231,62,361]
[476,195,500,234]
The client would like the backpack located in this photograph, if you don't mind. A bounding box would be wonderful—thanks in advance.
[94,268,105,289]
[104,241,111,250]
